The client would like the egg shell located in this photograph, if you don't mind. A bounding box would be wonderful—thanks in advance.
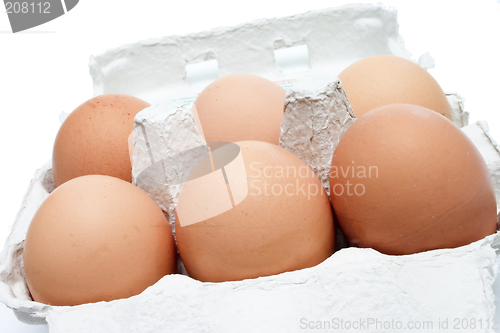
[23,175,177,306]
[52,94,150,187]
[193,74,286,145]
[330,103,497,255]
[338,55,452,119]
[175,140,335,282]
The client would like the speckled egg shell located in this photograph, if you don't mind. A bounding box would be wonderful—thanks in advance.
[52,94,150,187]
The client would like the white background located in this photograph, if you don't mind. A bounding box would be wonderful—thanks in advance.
[0,0,499,331]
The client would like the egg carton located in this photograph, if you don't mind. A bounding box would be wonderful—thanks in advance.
[1,4,500,332]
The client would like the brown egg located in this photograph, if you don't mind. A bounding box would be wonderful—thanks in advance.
[175,140,334,282]
[193,74,286,146]
[330,104,496,255]
[52,94,150,187]
[23,175,177,306]
[338,55,452,119]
